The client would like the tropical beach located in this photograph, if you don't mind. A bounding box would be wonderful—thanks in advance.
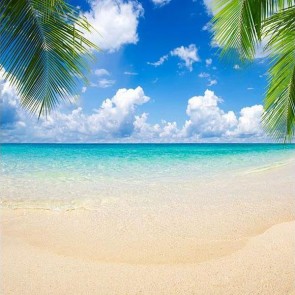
[1,0,295,294]
[1,144,295,294]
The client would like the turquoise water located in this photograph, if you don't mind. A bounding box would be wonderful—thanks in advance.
[1,143,295,181]
[1,143,295,209]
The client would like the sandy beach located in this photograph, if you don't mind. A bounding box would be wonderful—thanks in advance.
[1,159,295,294]
[2,0,295,292]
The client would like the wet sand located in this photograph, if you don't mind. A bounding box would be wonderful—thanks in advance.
[1,161,295,294]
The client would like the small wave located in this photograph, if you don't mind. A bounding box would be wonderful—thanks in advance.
[243,160,290,174]
[0,198,102,211]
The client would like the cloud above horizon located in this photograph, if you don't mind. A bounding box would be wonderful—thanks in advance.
[0,78,266,143]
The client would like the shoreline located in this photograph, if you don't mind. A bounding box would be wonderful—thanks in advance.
[1,156,295,211]
[1,158,295,294]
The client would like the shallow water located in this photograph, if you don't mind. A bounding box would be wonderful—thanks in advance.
[1,143,295,210]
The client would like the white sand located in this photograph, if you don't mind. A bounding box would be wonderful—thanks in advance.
[1,161,295,294]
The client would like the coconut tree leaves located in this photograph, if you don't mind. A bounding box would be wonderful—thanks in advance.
[0,0,99,117]
[212,0,295,141]
[263,6,295,141]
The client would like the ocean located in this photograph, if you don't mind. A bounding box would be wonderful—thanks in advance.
[1,143,295,210]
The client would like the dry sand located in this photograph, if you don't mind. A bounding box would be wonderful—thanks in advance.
[1,161,295,294]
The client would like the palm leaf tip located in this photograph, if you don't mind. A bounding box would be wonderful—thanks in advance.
[0,0,99,117]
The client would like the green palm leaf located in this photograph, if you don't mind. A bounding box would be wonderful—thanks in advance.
[213,0,293,59]
[262,5,295,141]
[212,0,295,141]
[0,0,99,117]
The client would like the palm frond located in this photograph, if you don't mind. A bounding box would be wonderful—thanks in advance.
[262,5,295,142]
[212,0,294,60]
[0,0,99,117]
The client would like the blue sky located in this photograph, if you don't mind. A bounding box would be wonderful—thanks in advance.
[0,0,271,142]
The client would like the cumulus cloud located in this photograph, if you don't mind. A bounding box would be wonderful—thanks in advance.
[132,113,181,141]
[170,44,200,71]
[229,105,264,137]
[83,0,143,52]
[1,86,150,142]
[151,0,172,7]
[131,90,264,142]
[184,90,238,137]
[83,86,150,137]
[0,79,266,142]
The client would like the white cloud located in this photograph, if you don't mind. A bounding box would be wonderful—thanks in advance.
[0,77,22,128]
[84,86,150,137]
[233,64,240,70]
[93,69,114,88]
[1,86,150,142]
[133,113,182,141]
[0,79,267,143]
[97,79,116,88]
[130,90,265,142]
[206,58,212,66]
[207,79,217,86]
[83,0,143,52]
[147,44,200,71]
[94,69,110,76]
[124,71,138,75]
[171,44,200,71]
[147,55,169,67]
[198,72,217,86]
[151,0,172,7]
[229,105,264,137]
[184,90,238,138]
[133,113,162,140]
